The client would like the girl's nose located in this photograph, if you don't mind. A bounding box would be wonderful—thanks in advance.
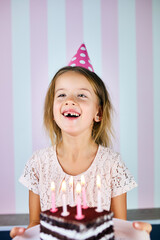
[65,97,76,106]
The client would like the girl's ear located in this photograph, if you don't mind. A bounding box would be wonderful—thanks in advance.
[94,107,102,122]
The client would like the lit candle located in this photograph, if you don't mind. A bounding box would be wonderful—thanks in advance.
[69,176,74,206]
[61,180,69,216]
[81,175,88,209]
[96,175,103,212]
[50,182,58,213]
[75,183,84,220]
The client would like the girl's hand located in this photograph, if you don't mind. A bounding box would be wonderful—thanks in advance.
[133,222,152,234]
[10,227,26,239]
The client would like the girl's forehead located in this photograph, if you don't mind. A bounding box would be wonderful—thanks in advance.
[55,71,93,90]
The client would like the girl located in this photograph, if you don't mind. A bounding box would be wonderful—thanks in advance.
[10,59,152,238]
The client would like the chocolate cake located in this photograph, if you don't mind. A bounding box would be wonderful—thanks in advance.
[40,206,114,240]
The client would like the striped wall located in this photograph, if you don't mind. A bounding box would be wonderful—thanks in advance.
[0,0,159,214]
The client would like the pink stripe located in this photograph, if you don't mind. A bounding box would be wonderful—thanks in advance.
[66,0,83,63]
[136,0,154,208]
[0,0,15,213]
[30,0,49,151]
[101,0,120,151]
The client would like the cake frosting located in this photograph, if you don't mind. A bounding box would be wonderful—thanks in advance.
[40,206,114,240]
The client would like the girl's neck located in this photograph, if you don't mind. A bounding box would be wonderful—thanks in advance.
[57,134,98,162]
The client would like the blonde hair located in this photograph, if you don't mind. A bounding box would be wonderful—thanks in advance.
[44,66,114,147]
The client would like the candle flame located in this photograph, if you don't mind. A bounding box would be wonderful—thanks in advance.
[51,181,55,191]
[69,176,73,186]
[81,175,85,186]
[76,182,81,194]
[97,175,101,188]
[61,180,66,192]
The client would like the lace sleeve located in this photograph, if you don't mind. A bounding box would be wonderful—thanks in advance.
[111,154,137,198]
[19,152,40,195]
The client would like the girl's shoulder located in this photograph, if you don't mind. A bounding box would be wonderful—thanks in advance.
[97,145,126,170]
[99,145,120,162]
[30,145,56,163]
[33,145,55,155]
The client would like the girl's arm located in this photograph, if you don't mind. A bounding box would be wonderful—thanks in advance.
[10,190,41,238]
[110,192,127,220]
[28,190,41,228]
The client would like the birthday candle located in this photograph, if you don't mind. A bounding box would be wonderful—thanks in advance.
[75,183,84,220]
[96,175,103,212]
[50,182,58,213]
[61,180,69,216]
[81,175,88,209]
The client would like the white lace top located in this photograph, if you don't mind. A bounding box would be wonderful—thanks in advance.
[19,145,137,211]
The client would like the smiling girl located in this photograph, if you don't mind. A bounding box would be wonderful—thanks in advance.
[10,45,152,238]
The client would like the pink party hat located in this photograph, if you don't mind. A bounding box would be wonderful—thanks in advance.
[68,43,94,72]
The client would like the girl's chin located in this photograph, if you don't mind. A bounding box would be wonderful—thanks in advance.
[61,128,92,138]
[61,130,80,136]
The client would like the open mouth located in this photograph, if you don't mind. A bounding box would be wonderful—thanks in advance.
[63,112,80,118]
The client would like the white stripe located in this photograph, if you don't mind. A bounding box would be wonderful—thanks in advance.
[40,219,113,240]
[118,0,138,209]
[40,232,57,240]
[11,0,32,213]
[83,0,102,77]
[152,0,160,208]
[40,231,114,240]
[47,0,66,81]
[100,233,115,240]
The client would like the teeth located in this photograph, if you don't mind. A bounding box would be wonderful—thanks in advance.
[73,113,79,117]
[63,112,80,117]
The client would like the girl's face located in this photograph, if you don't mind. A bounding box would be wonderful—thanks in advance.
[53,71,101,137]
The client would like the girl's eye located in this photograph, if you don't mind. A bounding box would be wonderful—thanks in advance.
[58,94,66,98]
[78,94,87,98]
